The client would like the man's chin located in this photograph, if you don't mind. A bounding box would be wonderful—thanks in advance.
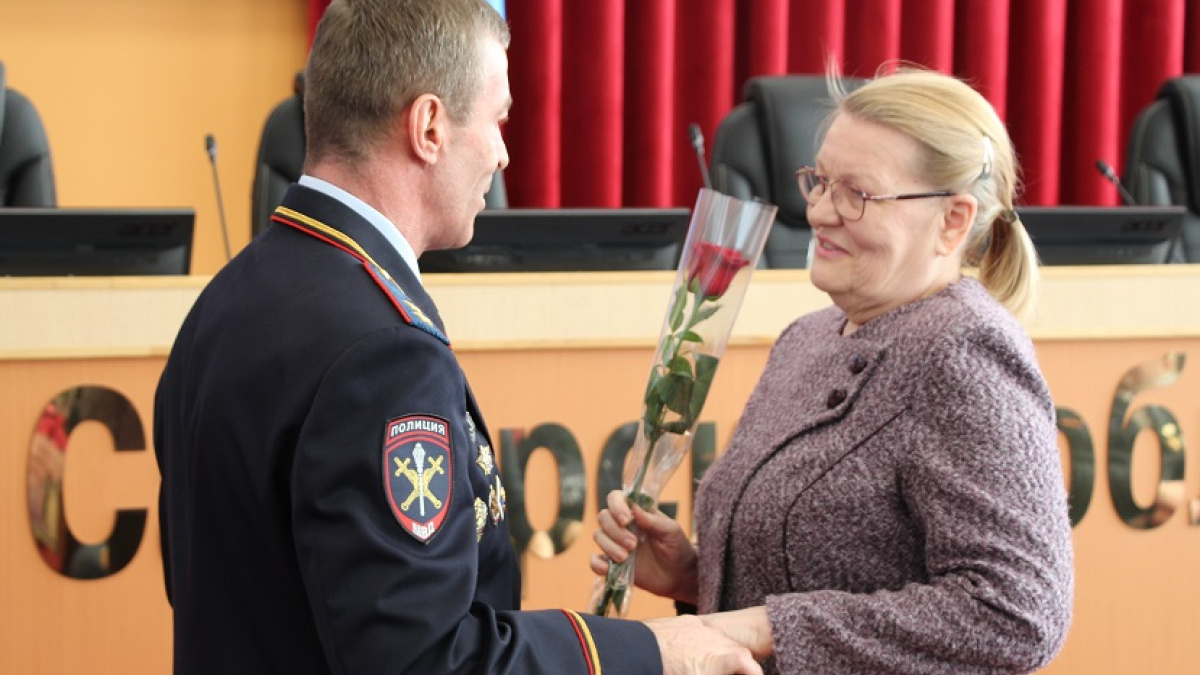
[424,225,473,253]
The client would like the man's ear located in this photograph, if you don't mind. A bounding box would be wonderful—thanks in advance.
[937,194,977,256]
[407,93,447,165]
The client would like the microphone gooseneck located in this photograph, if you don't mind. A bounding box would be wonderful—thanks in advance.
[205,133,233,261]
[688,123,713,189]
[1094,159,1138,206]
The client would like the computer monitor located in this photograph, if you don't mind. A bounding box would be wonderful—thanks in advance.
[1016,205,1186,265]
[419,207,692,272]
[0,208,195,276]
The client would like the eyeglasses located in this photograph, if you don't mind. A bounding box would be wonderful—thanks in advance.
[795,167,955,222]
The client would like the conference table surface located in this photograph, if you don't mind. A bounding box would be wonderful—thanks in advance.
[2,265,1198,358]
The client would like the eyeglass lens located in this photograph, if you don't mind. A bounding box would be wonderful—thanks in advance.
[799,171,864,220]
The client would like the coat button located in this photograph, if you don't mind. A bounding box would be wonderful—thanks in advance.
[849,354,868,374]
[826,388,847,408]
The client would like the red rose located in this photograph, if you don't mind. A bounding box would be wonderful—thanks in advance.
[687,241,749,299]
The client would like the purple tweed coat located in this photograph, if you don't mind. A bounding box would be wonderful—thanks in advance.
[694,278,1073,675]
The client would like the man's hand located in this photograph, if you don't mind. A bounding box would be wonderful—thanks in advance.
[700,607,776,661]
[646,615,763,675]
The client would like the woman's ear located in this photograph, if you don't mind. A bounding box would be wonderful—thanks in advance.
[937,194,978,256]
[407,93,447,165]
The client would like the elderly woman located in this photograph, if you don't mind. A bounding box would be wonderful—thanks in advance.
[592,68,1074,675]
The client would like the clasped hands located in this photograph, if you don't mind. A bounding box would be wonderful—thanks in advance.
[591,490,775,675]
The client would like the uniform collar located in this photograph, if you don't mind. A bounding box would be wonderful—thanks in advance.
[298,174,423,284]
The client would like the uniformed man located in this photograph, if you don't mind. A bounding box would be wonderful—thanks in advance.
[153,1,762,674]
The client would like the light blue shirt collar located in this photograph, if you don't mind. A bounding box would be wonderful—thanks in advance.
[297,174,422,283]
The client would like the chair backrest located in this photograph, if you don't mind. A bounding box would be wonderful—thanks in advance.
[710,75,861,268]
[0,62,57,207]
[1123,76,1200,262]
[250,72,508,237]
[250,72,307,237]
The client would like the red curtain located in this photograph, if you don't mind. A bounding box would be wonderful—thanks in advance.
[308,0,1197,208]
[308,0,327,44]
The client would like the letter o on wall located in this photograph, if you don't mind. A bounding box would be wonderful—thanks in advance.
[500,424,586,560]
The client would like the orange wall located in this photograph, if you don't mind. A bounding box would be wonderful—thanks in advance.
[0,0,308,274]
[1,357,170,674]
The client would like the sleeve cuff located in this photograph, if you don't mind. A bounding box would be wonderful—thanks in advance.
[565,609,663,675]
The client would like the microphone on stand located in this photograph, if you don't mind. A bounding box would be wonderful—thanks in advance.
[1094,159,1138,206]
[688,123,712,189]
[205,133,233,261]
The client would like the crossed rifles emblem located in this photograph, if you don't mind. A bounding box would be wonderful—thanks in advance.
[393,443,445,517]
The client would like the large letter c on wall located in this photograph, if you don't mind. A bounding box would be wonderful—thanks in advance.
[26,386,147,579]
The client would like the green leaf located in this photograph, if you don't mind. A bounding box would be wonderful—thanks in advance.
[669,286,687,331]
[654,372,693,414]
[688,354,721,420]
[643,368,662,401]
[681,330,703,343]
[652,374,677,409]
[667,355,693,377]
[627,491,657,511]
[688,304,722,328]
[594,562,631,616]
[643,398,665,431]
[694,353,720,385]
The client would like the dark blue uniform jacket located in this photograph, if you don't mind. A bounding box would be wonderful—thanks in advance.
[154,184,661,674]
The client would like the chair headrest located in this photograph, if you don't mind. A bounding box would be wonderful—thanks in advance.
[1157,76,1200,214]
[742,75,861,221]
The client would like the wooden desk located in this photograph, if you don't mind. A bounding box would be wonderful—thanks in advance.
[2,267,1199,674]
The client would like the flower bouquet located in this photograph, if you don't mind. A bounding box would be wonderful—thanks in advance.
[588,188,777,617]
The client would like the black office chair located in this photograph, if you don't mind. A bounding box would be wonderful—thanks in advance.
[251,72,508,236]
[710,75,862,268]
[1123,76,1200,263]
[0,62,56,207]
[251,72,308,237]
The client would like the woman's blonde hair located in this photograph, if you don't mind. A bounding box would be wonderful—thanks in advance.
[828,66,1039,317]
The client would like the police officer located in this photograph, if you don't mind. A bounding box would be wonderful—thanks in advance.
[154,1,761,674]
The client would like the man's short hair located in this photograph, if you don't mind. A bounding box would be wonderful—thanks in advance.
[304,0,510,164]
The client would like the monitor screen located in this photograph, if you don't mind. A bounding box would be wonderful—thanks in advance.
[0,208,195,276]
[1016,205,1185,265]
[419,207,691,272]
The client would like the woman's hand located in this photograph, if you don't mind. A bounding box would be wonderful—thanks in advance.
[590,489,700,604]
[700,607,776,661]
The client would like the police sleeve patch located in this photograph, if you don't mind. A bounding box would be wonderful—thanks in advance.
[382,415,453,543]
